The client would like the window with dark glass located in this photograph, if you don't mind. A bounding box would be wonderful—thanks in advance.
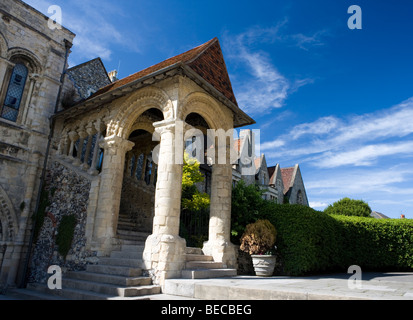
[1,63,28,122]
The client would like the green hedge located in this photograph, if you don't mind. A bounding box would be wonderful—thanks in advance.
[232,200,413,276]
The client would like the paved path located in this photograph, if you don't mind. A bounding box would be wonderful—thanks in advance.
[1,272,413,300]
[164,272,413,300]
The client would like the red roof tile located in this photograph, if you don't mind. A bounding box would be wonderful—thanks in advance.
[90,38,238,106]
[281,167,295,194]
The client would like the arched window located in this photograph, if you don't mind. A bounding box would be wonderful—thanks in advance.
[1,63,28,122]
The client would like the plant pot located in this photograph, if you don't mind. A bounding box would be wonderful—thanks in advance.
[251,255,276,277]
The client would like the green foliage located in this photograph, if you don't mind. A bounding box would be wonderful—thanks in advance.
[180,153,210,247]
[181,153,210,211]
[324,197,372,217]
[253,202,413,276]
[231,180,265,243]
[240,219,277,255]
[55,214,77,259]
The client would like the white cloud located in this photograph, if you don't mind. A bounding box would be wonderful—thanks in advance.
[315,141,413,168]
[309,201,329,209]
[24,0,141,65]
[263,97,413,168]
[222,23,323,115]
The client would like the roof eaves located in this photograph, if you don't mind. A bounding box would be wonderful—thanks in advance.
[181,64,255,128]
[53,62,185,120]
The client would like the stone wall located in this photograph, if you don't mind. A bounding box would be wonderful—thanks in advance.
[28,161,96,283]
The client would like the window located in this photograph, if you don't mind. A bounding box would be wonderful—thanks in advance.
[1,63,28,122]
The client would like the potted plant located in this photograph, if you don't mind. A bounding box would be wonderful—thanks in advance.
[240,219,277,277]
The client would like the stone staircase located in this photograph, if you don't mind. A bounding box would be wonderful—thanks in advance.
[116,212,151,242]
[17,242,161,300]
[183,247,237,279]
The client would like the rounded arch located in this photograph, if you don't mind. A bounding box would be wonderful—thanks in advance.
[7,47,42,74]
[0,31,8,58]
[0,186,18,242]
[180,91,232,131]
[107,86,173,139]
[129,118,156,136]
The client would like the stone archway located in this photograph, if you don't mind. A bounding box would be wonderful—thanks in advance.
[117,110,163,241]
[0,186,18,243]
[0,185,19,286]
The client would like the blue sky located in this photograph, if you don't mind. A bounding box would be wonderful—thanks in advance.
[26,0,413,218]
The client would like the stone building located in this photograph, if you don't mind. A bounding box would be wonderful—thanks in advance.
[231,129,309,206]
[0,0,75,289]
[278,164,309,206]
[0,0,258,292]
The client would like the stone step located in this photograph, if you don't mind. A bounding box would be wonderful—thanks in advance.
[185,261,226,269]
[181,268,238,279]
[117,230,148,241]
[185,254,213,262]
[110,250,143,260]
[86,264,142,277]
[26,282,152,300]
[10,287,67,300]
[120,244,146,252]
[62,278,160,297]
[99,257,142,268]
[185,247,203,255]
[66,271,151,286]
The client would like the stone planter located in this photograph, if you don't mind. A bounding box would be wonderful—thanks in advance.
[251,255,276,277]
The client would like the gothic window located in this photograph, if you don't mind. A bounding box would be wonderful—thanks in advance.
[1,63,28,122]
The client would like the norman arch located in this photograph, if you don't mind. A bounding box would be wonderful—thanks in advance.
[7,47,42,74]
[0,186,18,243]
[107,87,174,139]
[180,91,233,131]
[0,32,8,58]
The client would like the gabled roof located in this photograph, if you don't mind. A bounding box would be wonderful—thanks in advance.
[370,211,390,219]
[58,38,254,127]
[268,164,281,186]
[66,57,111,99]
[91,38,237,106]
[281,166,296,194]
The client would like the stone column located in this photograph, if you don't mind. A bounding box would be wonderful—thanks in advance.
[203,142,237,268]
[73,129,87,166]
[0,58,13,90]
[67,130,79,162]
[92,135,134,255]
[82,124,96,170]
[142,120,186,286]
[88,120,105,176]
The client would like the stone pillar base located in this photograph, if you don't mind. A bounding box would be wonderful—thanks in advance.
[202,239,238,269]
[142,234,186,286]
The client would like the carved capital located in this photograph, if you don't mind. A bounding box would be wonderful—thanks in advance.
[68,130,79,142]
[99,135,135,154]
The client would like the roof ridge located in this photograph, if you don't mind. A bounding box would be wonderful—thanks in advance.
[89,38,218,98]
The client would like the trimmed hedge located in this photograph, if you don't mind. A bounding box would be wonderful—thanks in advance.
[232,200,413,276]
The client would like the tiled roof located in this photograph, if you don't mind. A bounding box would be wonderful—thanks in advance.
[90,38,238,106]
[281,166,295,194]
[267,166,276,185]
